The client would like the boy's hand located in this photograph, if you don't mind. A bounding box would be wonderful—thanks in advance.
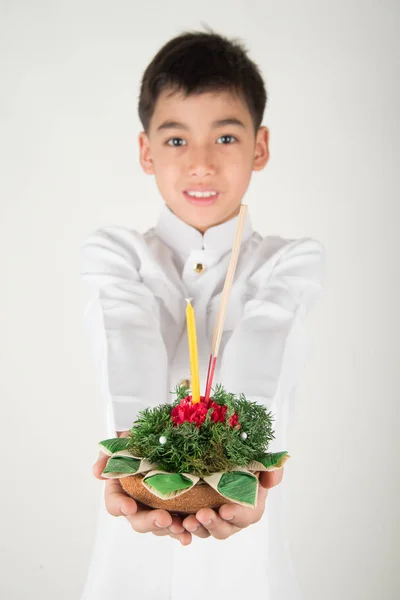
[92,432,192,546]
[181,469,284,540]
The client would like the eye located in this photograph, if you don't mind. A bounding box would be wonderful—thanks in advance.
[166,138,187,147]
[216,135,238,144]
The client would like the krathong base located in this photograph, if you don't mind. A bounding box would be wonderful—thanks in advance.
[119,472,261,514]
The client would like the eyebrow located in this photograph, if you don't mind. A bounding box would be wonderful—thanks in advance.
[156,118,247,132]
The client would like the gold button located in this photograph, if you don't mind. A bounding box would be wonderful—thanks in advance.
[194,263,205,273]
[179,379,191,389]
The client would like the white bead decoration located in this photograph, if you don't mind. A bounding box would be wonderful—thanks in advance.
[159,436,167,445]
[240,432,248,440]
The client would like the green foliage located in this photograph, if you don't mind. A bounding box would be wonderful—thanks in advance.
[126,384,275,477]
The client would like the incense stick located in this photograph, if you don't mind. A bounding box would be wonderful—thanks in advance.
[204,204,248,400]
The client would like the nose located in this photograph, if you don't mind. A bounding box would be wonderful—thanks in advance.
[187,146,217,177]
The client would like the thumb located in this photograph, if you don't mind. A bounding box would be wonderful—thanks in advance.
[105,478,139,517]
[92,451,110,480]
[259,467,284,490]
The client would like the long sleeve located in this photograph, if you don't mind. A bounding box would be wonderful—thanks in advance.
[81,227,169,433]
[218,237,326,413]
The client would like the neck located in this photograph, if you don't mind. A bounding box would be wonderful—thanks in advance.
[192,205,242,234]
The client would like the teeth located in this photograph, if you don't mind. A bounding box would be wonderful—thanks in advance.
[186,191,217,198]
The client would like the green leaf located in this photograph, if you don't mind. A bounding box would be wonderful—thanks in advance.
[217,471,258,505]
[99,438,131,455]
[256,451,289,469]
[103,456,141,475]
[144,473,193,495]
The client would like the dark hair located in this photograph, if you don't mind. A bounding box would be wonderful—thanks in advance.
[138,25,267,135]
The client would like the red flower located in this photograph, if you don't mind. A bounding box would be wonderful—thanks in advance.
[209,401,227,423]
[171,395,240,429]
[229,412,240,428]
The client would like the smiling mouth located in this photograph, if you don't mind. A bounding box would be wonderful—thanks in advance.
[183,191,220,206]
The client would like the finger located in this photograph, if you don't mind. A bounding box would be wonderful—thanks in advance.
[182,514,210,539]
[259,467,284,490]
[150,515,184,536]
[218,485,269,528]
[92,453,110,480]
[189,525,211,539]
[167,514,186,536]
[152,528,193,546]
[196,508,240,540]
[125,508,174,534]
[104,478,139,517]
[176,531,192,545]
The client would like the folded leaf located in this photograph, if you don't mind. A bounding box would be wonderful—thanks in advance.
[98,437,131,456]
[103,456,141,476]
[217,471,258,506]
[203,468,259,508]
[246,451,290,472]
[101,450,158,478]
[142,470,199,500]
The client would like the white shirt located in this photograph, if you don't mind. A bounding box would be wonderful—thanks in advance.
[80,204,326,600]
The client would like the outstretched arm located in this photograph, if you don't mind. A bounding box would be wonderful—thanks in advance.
[218,237,326,412]
[181,237,326,540]
[81,227,170,434]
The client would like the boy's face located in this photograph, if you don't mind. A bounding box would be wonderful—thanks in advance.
[138,89,269,233]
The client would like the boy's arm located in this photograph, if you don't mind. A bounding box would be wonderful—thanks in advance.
[218,237,326,414]
[81,227,169,435]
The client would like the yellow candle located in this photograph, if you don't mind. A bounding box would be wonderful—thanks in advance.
[185,298,200,404]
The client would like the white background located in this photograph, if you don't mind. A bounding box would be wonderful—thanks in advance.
[1,1,398,598]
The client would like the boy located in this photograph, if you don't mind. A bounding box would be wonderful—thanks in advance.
[81,27,325,600]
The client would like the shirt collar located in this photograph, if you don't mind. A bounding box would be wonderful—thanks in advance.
[155,204,253,257]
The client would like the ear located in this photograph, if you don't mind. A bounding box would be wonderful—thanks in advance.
[138,131,155,175]
[253,126,270,171]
